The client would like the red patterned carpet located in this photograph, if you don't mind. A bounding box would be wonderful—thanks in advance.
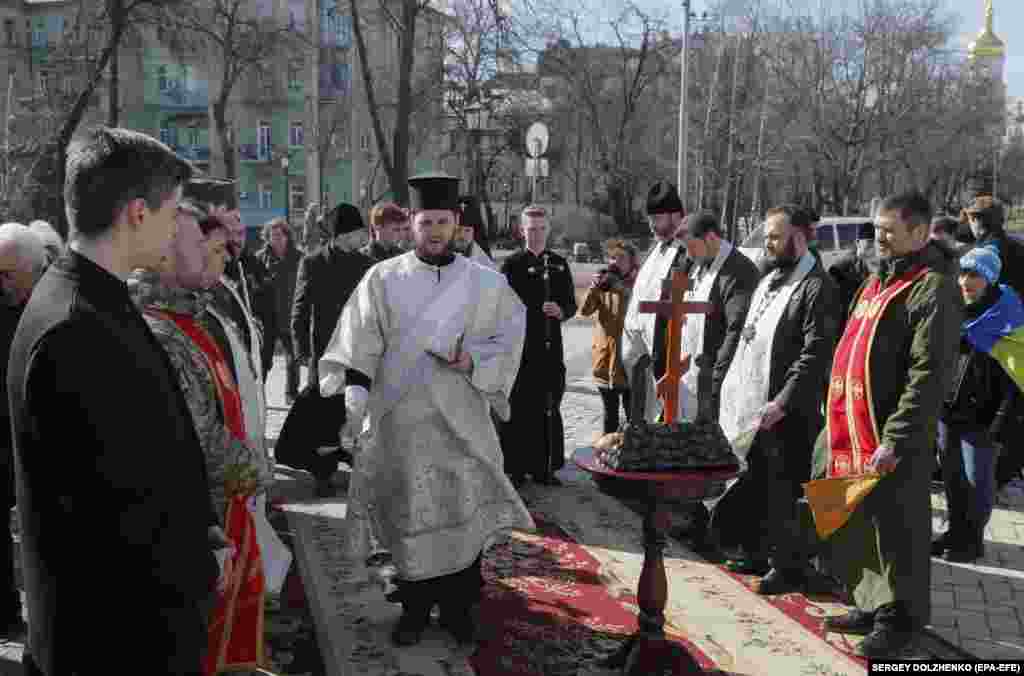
[472,517,712,675]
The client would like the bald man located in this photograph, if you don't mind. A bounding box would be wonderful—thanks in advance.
[0,223,46,637]
[27,220,64,265]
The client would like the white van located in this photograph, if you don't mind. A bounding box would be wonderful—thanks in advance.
[737,216,874,269]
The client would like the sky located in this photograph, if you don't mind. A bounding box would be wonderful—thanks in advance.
[602,0,1023,98]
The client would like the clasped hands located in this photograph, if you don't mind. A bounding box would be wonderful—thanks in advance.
[542,302,563,320]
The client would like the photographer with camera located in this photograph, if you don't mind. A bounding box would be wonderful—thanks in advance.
[580,239,639,433]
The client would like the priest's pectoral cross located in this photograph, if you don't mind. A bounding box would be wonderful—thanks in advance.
[639,271,711,424]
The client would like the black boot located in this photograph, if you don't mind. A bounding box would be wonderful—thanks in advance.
[856,603,915,658]
[753,568,806,596]
[823,608,875,635]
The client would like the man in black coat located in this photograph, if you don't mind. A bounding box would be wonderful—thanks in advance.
[282,203,373,496]
[827,221,877,337]
[0,224,47,637]
[9,127,225,675]
[499,205,576,487]
[256,218,303,400]
[677,212,759,422]
[712,204,839,589]
[362,201,407,263]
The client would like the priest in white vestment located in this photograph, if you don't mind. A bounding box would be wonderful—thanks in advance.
[318,173,533,647]
[621,181,688,422]
[713,205,838,589]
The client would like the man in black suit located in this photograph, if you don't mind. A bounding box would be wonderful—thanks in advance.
[284,203,374,496]
[0,224,47,638]
[9,127,226,675]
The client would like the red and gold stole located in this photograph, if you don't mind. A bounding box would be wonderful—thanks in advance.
[825,266,927,478]
[144,308,267,674]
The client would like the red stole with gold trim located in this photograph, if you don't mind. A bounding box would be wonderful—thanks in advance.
[825,267,928,478]
[144,308,267,674]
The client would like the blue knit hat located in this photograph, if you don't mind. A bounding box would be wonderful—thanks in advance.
[960,246,1001,285]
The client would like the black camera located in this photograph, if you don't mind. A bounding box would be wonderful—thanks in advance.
[596,267,623,291]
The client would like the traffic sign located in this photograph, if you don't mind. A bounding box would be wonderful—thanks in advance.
[525,122,549,158]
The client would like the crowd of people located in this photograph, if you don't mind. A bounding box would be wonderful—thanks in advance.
[0,124,1020,673]
[580,182,1024,660]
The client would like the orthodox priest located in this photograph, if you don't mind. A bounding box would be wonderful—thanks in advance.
[318,173,533,647]
[676,211,758,421]
[712,205,838,583]
[621,181,688,423]
[499,205,576,486]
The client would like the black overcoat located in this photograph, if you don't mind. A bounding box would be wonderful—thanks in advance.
[291,242,374,368]
[8,253,219,674]
[499,249,576,479]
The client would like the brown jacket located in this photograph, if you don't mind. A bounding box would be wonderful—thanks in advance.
[580,275,634,388]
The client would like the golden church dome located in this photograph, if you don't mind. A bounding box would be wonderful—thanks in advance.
[969,0,1005,59]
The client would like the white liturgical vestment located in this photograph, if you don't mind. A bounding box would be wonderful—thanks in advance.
[319,253,535,581]
[621,239,684,421]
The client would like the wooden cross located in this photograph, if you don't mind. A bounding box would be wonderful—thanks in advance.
[638,271,712,424]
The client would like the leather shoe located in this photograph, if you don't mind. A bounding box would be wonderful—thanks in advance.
[823,608,875,635]
[944,543,984,563]
[855,624,914,658]
[753,568,806,596]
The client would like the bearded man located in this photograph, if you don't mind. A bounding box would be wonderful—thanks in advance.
[712,205,838,583]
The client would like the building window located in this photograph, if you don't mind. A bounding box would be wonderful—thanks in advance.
[359,133,369,151]
[290,183,306,214]
[257,121,271,160]
[289,121,304,147]
[4,19,14,46]
[258,184,272,209]
[288,58,302,90]
[187,126,200,147]
[487,178,498,196]
[159,126,172,147]
[157,65,168,93]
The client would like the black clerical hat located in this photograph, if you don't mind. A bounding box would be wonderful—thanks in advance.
[646,181,683,215]
[458,195,484,230]
[409,173,460,211]
[327,202,365,237]
[184,177,238,210]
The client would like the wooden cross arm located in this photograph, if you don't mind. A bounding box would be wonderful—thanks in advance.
[638,300,713,317]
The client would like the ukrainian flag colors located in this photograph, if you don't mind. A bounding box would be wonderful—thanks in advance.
[963,284,1024,393]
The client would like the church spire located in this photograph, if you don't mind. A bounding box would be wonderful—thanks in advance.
[969,0,1005,60]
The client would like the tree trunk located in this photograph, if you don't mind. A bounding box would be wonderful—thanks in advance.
[213,94,236,180]
[107,0,123,127]
[23,10,127,237]
[390,0,417,205]
[349,0,396,198]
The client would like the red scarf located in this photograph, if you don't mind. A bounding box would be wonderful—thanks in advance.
[144,308,267,674]
[825,266,927,477]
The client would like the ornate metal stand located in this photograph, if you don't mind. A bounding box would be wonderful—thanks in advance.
[573,447,738,676]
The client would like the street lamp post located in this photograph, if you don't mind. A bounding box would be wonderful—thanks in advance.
[678,0,691,209]
[281,154,290,225]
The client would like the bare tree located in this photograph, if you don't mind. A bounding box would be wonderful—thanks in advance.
[349,0,444,204]
[166,0,293,180]
[514,0,675,228]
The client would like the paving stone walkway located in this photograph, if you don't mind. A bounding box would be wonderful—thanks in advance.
[267,360,1024,665]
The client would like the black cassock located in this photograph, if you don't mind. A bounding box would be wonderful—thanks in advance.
[499,249,577,482]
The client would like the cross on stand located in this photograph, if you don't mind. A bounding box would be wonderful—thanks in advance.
[594,268,716,675]
[639,270,712,423]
